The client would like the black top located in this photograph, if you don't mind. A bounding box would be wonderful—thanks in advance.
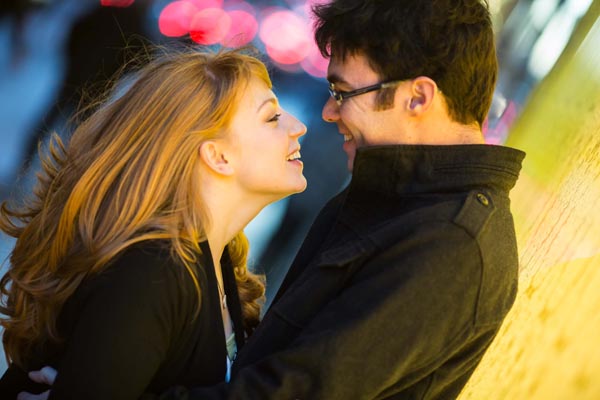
[0,240,244,399]
[156,144,526,400]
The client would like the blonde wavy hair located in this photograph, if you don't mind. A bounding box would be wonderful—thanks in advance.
[0,47,268,367]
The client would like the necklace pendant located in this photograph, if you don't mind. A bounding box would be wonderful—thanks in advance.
[222,294,227,309]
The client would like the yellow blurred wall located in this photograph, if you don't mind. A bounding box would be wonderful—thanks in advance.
[460,1,600,399]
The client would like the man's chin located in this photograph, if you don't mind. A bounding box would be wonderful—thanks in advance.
[342,140,357,172]
[347,156,355,172]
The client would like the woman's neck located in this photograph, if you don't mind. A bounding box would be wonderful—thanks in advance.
[202,188,271,265]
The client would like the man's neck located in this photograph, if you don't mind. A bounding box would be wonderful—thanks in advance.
[413,119,484,145]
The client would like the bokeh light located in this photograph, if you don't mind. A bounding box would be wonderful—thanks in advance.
[186,0,224,9]
[158,1,199,37]
[260,9,311,65]
[300,41,327,78]
[189,7,231,45]
[224,0,256,15]
[100,0,135,6]
[156,0,326,76]
[221,10,258,47]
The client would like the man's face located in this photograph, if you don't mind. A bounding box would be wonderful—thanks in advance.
[322,53,410,172]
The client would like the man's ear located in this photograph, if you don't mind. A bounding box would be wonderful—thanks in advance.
[198,140,234,176]
[406,76,438,115]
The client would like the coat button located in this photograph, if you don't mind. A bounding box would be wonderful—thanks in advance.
[476,193,489,206]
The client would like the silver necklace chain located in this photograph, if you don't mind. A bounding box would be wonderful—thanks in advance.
[216,278,227,310]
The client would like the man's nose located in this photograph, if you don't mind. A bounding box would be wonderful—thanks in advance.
[322,96,340,123]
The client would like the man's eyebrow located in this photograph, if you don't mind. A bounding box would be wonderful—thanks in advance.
[257,97,278,112]
[326,73,349,85]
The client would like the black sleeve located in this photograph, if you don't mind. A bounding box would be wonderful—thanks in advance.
[47,250,189,400]
[153,225,488,399]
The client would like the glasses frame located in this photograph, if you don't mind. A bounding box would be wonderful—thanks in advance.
[328,80,405,106]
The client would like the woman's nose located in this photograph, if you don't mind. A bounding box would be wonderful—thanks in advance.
[289,115,307,138]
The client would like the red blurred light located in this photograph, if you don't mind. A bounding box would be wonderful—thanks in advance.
[260,10,311,65]
[190,8,232,45]
[159,1,199,37]
[101,0,135,6]
[221,10,258,47]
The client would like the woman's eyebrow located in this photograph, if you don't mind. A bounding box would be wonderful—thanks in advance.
[257,97,278,112]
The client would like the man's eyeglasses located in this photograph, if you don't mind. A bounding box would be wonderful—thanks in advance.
[328,80,404,106]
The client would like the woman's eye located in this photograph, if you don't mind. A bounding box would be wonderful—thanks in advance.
[268,113,282,123]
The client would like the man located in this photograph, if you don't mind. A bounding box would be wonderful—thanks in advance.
[24,0,525,398]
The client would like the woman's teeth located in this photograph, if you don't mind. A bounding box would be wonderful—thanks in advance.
[287,150,301,161]
[344,134,353,142]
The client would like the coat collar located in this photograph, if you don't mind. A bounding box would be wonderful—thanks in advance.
[313,144,525,268]
[350,144,525,196]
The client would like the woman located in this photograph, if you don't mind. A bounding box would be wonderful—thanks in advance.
[0,47,307,399]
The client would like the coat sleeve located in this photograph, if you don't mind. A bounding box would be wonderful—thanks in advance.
[155,224,492,400]
[48,251,189,400]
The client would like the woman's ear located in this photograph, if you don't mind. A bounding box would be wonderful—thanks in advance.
[406,76,438,115]
[198,140,234,176]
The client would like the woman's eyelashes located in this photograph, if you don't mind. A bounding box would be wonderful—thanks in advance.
[267,113,282,123]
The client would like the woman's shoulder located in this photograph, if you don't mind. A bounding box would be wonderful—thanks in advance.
[75,240,202,308]
[111,239,202,275]
[111,240,179,273]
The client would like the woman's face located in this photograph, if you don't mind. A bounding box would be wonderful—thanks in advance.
[225,76,307,200]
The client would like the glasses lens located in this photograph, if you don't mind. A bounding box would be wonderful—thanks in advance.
[328,83,343,103]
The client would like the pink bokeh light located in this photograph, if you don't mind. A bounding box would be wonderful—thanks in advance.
[189,8,232,45]
[300,41,328,78]
[265,45,306,67]
[156,0,328,76]
[260,9,311,65]
[158,1,199,37]
[221,10,259,47]
[186,0,224,9]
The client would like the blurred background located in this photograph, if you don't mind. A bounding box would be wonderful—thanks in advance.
[1,0,599,397]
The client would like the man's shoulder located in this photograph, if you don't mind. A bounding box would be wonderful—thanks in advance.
[348,187,509,241]
[310,188,515,287]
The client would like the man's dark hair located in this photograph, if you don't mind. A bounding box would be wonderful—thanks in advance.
[313,0,497,126]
